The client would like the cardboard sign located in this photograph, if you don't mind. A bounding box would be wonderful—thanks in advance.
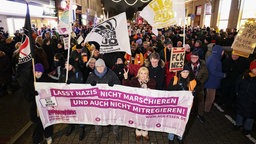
[169,47,186,71]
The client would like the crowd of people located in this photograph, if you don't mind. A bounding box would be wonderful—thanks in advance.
[0,21,256,144]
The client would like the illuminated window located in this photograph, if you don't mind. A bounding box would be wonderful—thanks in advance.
[238,0,256,28]
[218,0,231,30]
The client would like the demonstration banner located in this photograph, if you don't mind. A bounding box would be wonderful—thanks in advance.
[84,12,131,55]
[169,47,186,71]
[35,83,193,137]
[231,18,256,58]
[140,0,185,29]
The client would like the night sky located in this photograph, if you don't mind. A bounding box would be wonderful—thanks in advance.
[101,0,151,20]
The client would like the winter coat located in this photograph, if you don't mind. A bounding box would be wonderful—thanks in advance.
[59,68,84,83]
[0,52,11,83]
[205,45,225,89]
[235,72,256,118]
[167,76,196,92]
[144,59,165,90]
[122,77,156,89]
[188,60,208,94]
[86,68,121,85]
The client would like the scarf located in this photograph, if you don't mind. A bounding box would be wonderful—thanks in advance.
[94,67,107,78]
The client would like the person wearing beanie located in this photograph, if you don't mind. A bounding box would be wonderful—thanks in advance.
[35,63,44,79]
[234,60,256,135]
[33,63,54,144]
[166,64,196,144]
[187,50,209,123]
[86,58,121,143]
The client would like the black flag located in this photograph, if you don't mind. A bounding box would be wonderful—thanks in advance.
[16,2,35,102]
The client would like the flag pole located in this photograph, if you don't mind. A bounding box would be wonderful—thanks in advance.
[65,0,74,83]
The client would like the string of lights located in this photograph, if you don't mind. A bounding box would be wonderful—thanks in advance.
[111,0,151,6]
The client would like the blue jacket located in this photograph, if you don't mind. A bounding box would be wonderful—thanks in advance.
[205,45,225,89]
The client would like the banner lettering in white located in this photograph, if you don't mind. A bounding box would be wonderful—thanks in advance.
[35,83,193,137]
[84,12,131,55]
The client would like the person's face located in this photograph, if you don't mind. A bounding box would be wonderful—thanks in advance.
[167,44,173,49]
[231,54,239,61]
[150,58,159,68]
[35,71,43,79]
[191,55,199,63]
[96,66,105,73]
[194,42,200,47]
[180,70,189,79]
[138,71,148,81]
[76,49,82,53]
[251,68,256,75]
[57,43,63,48]
[65,64,73,71]
[93,49,100,57]
[177,41,182,47]
[143,44,148,48]
[116,58,123,64]
[88,61,95,69]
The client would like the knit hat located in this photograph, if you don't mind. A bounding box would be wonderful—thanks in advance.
[165,39,173,45]
[95,58,106,67]
[35,63,44,73]
[191,50,199,56]
[182,64,190,72]
[250,60,256,70]
[76,44,82,49]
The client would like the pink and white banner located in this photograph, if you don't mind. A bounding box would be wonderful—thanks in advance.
[35,83,193,137]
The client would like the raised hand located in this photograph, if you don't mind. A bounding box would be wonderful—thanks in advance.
[123,68,129,80]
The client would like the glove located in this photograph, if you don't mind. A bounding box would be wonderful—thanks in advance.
[108,81,114,87]
[34,91,39,96]
[66,80,71,84]
[90,81,97,86]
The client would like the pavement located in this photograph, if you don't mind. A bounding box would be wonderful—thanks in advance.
[1,83,256,144]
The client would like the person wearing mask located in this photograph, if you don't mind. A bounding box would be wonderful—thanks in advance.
[204,45,226,113]
[123,67,156,142]
[167,65,196,144]
[86,58,121,143]
[234,60,256,135]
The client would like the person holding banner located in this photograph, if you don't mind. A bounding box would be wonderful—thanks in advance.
[33,63,54,144]
[167,65,196,144]
[123,66,156,142]
[86,58,121,142]
[58,58,84,140]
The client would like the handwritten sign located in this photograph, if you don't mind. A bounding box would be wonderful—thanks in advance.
[169,47,186,71]
[232,19,256,57]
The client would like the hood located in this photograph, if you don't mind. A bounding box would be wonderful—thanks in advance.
[211,45,223,59]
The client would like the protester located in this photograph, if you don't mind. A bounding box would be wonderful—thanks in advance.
[188,50,208,123]
[86,58,121,142]
[123,66,156,142]
[58,59,84,140]
[204,45,226,113]
[234,60,256,135]
[167,64,196,144]
[144,52,165,90]
[33,63,54,144]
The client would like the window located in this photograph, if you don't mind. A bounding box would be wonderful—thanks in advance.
[218,0,231,30]
[238,0,256,28]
